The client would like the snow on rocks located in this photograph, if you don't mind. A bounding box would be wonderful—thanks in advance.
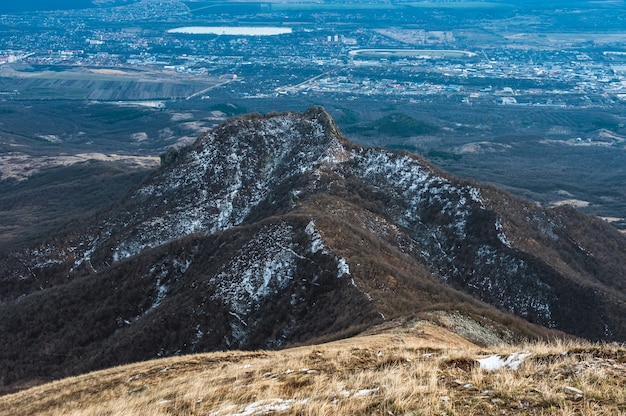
[349,148,480,243]
[563,386,584,400]
[336,387,380,399]
[208,222,307,345]
[305,220,352,279]
[477,353,531,371]
[305,220,328,254]
[109,110,346,263]
[495,217,512,248]
[211,223,299,318]
[337,258,350,278]
[209,398,306,416]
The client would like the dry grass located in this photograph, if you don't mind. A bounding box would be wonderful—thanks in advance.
[1,319,625,416]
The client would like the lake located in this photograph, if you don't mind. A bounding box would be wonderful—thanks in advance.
[167,27,293,36]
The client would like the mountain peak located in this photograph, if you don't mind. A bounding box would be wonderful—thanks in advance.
[113,107,351,260]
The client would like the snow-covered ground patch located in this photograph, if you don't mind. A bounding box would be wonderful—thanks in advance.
[305,220,328,254]
[351,149,478,241]
[210,398,306,416]
[477,353,531,371]
[337,257,350,278]
[211,223,299,317]
[495,217,512,248]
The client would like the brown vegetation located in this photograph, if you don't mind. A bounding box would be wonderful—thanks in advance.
[1,318,624,416]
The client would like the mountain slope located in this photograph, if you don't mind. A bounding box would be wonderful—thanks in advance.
[1,107,625,390]
[1,320,625,416]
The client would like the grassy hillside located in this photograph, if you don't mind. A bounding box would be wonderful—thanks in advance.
[1,317,624,416]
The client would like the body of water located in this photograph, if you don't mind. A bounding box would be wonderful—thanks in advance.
[167,26,293,36]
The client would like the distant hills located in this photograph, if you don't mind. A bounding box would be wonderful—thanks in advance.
[0,107,624,392]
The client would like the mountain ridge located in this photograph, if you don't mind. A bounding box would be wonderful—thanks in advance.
[1,106,625,390]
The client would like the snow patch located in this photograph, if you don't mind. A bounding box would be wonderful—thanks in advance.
[337,387,380,399]
[210,398,306,416]
[468,186,483,205]
[108,111,348,262]
[337,257,350,277]
[305,220,353,282]
[305,220,328,254]
[351,149,478,245]
[353,387,380,397]
[478,353,530,371]
[495,217,512,248]
[210,223,300,344]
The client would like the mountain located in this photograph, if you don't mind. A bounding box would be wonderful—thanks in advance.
[1,107,625,391]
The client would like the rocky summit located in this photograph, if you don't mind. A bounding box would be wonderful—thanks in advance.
[1,107,625,389]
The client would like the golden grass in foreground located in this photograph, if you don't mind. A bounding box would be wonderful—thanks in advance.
[1,320,625,416]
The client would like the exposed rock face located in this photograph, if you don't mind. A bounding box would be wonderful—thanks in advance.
[1,107,625,386]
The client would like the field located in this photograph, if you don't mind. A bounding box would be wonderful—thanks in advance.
[0,66,223,101]
[1,316,624,415]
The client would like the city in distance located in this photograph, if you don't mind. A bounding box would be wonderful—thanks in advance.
[0,0,625,247]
